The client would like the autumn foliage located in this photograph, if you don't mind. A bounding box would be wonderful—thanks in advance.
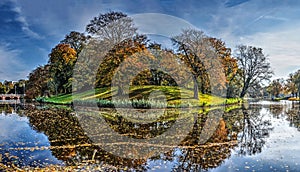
[25,11,272,99]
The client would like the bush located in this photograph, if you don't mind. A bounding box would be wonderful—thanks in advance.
[73,99,169,109]
[36,97,45,103]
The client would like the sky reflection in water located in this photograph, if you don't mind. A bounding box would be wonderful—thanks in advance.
[0,113,63,167]
[211,102,300,172]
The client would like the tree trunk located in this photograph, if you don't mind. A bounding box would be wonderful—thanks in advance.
[117,85,125,96]
[193,76,199,100]
[226,84,233,98]
[240,88,247,98]
[240,82,250,98]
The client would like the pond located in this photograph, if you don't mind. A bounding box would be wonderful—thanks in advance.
[0,101,300,171]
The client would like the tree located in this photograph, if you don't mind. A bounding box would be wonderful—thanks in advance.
[3,80,14,94]
[0,82,5,94]
[208,38,239,98]
[86,11,137,46]
[60,31,90,57]
[290,70,300,98]
[14,79,27,94]
[131,43,190,87]
[48,44,77,94]
[285,73,297,97]
[74,11,139,93]
[72,38,105,92]
[235,45,273,98]
[267,78,284,98]
[26,65,50,99]
[96,35,149,95]
[172,29,221,99]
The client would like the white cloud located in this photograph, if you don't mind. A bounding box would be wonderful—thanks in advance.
[2,0,300,81]
[11,6,21,13]
[199,0,300,80]
[0,44,29,81]
[10,1,43,39]
[236,23,300,79]
[132,13,197,37]
[21,26,43,39]
[263,15,289,22]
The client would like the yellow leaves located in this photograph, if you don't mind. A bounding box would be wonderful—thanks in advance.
[50,44,77,64]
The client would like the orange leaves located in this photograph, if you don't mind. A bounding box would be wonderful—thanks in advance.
[48,44,77,94]
[49,44,77,64]
[96,36,148,88]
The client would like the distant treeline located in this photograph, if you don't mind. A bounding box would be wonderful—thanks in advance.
[266,70,300,98]
[0,80,26,94]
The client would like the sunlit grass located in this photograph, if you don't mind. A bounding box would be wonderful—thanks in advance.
[288,97,300,101]
[40,86,242,107]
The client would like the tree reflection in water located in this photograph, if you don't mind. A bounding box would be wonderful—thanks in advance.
[0,103,21,114]
[25,107,147,171]
[286,103,300,131]
[4,104,282,171]
[235,105,273,156]
[169,109,237,171]
[151,105,275,171]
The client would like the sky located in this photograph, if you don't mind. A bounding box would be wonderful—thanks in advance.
[1,0,300,81]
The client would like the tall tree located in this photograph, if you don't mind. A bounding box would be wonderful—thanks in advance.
[0,82,5,94]
[172,29,219,99]
[131,43,190,87]
[26,65,50,99]
[60,31,90,57]
[73,11,138,92]
[267,78,284,98]
[3,80,14,94]
[208,37,239,97]
[235,45,273,98]
[285,73,297,97]
[48,44,77,94]
[290,70,300,98]
[86,11,137,46]
[96,35,149,95]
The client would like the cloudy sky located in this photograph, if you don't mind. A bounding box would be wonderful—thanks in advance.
[1,0,300,81]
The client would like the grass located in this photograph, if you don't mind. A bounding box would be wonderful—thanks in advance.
[288,97,300,101]
[39,86,242,108]
[273,97,300,101]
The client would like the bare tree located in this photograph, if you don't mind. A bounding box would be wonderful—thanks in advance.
[86,11,137,46]
[235,45,273,98]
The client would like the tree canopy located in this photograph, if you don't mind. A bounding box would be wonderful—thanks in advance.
[24,11,274,100]
[235,45,273,98]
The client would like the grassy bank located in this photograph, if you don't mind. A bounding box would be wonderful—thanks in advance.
[38,86,242,108]
[272,97,300,101]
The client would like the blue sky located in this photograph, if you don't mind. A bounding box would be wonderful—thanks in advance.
[1,0,300,81]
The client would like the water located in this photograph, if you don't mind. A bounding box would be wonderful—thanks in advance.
[0,112,63,168]
[211,106,300,172]
[0,101,300,171]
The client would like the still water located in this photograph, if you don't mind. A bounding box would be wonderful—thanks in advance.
[0,101,299,171]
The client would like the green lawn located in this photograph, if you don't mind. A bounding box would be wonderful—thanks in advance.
[39,86,242,107]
